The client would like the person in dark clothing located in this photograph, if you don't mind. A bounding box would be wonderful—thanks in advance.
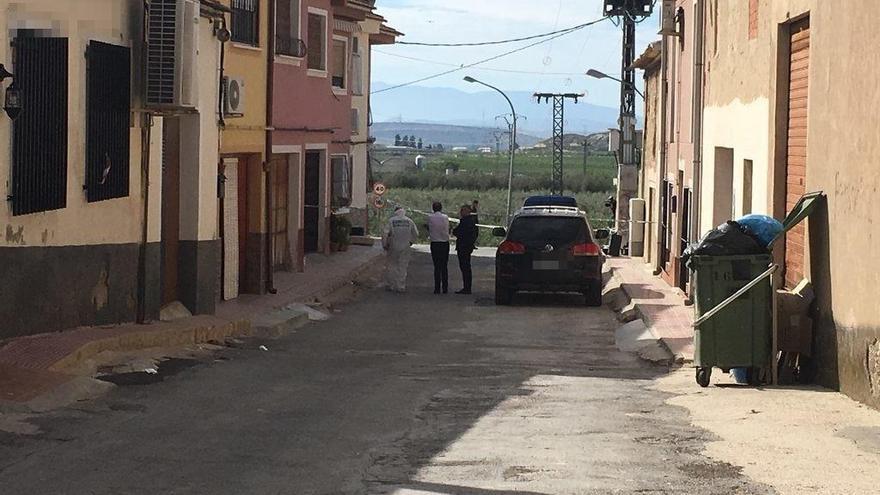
[452,204,479,294]
[426,201,450,294]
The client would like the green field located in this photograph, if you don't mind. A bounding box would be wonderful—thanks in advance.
[415,150,617,177]
[368,150,618,247]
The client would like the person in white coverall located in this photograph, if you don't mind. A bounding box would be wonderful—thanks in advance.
[382,207,420,292]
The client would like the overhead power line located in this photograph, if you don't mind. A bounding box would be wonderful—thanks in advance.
[371,17,609,95]
[395,18,607,47]
[372,49,592,77]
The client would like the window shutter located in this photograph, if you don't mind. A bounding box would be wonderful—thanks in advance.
[351,51,363,95]
[11,36,69,215]
[86,41,131,202]
[307,13,325,70]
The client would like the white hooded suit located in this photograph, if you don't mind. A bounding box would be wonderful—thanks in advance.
[383,208,419,292]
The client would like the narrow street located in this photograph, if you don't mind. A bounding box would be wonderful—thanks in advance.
[0,252,772,495]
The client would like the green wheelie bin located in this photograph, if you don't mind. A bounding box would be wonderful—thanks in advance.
[689,254,774,387]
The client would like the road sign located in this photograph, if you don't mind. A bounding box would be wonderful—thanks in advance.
[373,182,387,196]
[372,196,386,209]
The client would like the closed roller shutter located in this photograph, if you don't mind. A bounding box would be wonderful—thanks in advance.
[784,19,810,288]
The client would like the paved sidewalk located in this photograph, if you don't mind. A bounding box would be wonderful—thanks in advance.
[216,243,384,320]
[0,244,384,406]
[606,257,695,363]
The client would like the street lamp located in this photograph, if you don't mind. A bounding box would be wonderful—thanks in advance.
[587,69,645,100]
[464,75,516,225]
[0,64,20,120]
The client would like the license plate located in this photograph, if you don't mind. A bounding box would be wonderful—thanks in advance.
[533,260,560,270]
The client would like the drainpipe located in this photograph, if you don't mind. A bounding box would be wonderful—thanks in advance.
[692,0,705,250]
[136,114,153,323]
[137,1,153,323]
[264,0,277,294]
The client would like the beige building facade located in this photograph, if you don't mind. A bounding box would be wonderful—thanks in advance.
[634,42,662,272]
[0,0,227,338]
[0,0,164,338]
[701,0,880,407]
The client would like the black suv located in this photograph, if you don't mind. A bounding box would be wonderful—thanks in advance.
[493,196,604,306]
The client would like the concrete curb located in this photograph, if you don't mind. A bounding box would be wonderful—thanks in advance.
[606,267,684,365]
[251,308,311,339]
[48,317,251,373]
[0,247,384,410]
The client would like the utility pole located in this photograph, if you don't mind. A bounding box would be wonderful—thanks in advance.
[534,93,583,196]
[602,0,654,251]
[583,139,588,175]
[492,130,505,156]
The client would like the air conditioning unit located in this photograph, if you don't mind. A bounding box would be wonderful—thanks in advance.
[659,0,678,36]
[223,77,245,117]
[145,0,200,110]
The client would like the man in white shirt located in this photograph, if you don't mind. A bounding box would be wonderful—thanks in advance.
[382,207,420,293]
[426,201,451,294]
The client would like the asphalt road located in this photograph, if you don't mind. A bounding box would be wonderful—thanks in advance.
[0,251,775,495]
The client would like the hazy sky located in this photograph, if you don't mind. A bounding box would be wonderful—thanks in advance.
[372,0,661,109]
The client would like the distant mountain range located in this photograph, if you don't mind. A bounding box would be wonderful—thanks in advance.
[371,122,542,149]
[370,83,621,138]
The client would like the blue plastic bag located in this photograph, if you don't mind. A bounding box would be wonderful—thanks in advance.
[737,214,783,247]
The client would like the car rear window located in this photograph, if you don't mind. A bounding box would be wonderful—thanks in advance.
[508,217,590,245]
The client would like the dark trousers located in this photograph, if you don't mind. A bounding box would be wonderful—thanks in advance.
[457,249,473,292]
[430,242,450,292]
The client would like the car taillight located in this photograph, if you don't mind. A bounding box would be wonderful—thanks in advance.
[571,242,601,257]
[498,240,526,255]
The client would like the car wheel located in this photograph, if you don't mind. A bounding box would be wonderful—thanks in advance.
[495,283,513,305]
[584,282,603,307]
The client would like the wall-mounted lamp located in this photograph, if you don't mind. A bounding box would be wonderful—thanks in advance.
[0,64,21,120]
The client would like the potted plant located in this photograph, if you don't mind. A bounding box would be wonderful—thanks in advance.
[331,215,352,252]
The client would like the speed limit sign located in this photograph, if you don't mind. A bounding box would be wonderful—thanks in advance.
[372,182,387,196]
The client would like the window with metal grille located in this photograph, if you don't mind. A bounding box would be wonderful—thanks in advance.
[232,0,259,45]
[331,38,346,89]
[10,36,68,216]
[86,41,131,202]
[276,0,302,56]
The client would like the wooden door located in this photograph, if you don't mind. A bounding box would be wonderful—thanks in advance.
[784,18,810,288]
[237,157,249,287]
[271,157,290,270]
[304,152,321,253]
[161,118,180,305]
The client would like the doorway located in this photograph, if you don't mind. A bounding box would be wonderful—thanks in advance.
[304,151,321,253]
[221,158,240,300]
[270,156,290,270]
[660,179,671,269]
[161,118,181,306]
[784,18,810,288]
[237,157,249,288]
[679,187,692,291]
